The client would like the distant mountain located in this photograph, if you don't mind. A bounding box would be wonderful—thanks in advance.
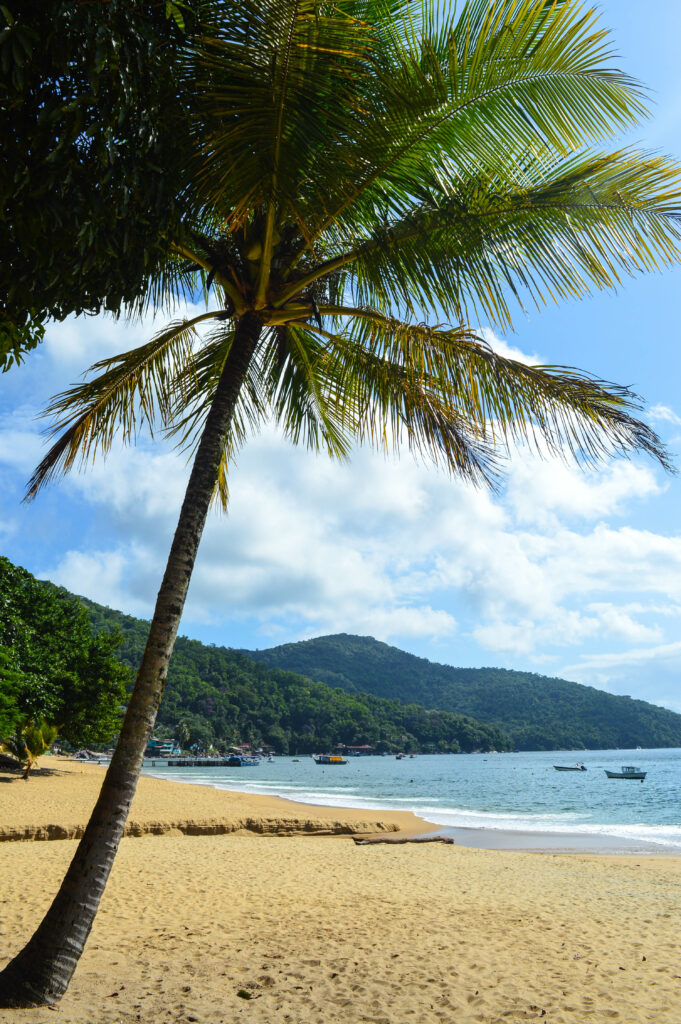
[247,633,681,751]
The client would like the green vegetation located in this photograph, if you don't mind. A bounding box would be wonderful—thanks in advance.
[0,648,24,739]
[83,600,510,754]
[0,1,203,369]
[1,719,60,779]
[0,557,129,748]
[249,634,681,751]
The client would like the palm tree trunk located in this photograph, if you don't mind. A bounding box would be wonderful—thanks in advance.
[0,312,263,1008]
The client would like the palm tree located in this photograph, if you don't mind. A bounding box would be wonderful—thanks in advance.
[2,0,681,1007]
[1,719,60,779]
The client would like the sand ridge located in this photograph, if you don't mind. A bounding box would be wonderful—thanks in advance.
[0,757,427,841]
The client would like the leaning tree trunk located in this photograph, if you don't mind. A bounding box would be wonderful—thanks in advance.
[0,313,263,1008]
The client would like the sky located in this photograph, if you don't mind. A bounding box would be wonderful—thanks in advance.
[2,1,681,711]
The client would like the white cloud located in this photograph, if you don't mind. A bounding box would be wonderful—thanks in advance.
[36,426,680,670]
[504,454,663,527]
[42,546,155,617]
[43,302,209,374]
[649,403,681,427]
[0,425,45,475]
[480,328,541,365]
[560,640,681,712]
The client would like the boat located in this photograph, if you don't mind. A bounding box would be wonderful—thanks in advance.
[553,763,587,772]
[605,765,646,781]
[312,754,347,765]
[226,754,260,767]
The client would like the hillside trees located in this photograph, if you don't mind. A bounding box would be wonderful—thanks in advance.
[250,633,681,750]
[82,595,508,753]
[0,557,129,748]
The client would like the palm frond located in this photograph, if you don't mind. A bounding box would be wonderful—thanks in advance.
[302,320,502,485]
[282,148,681,327]
[282,0,650,252]
[191,0,376,228]
[260,324,353,458]
[167,323,353,510]
[315,308,672,472]
[164,325,271,507]
[25,313,220,500]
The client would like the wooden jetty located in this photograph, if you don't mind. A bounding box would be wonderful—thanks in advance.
[147,757,249,768]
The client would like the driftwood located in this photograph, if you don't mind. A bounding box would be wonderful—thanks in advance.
[353,833,454,845]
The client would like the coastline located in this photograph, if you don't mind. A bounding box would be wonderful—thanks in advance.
[12,755,671,855]
[140,760,680,856]
[3,758,681,1023]
[432,824,677,854]
[4,756,674,855]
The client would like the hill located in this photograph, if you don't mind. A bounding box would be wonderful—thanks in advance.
[78,598,509,754]
[247,633,681,751]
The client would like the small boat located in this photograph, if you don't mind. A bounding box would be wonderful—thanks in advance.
[553,763,587,772]
[605,765,646,781]
[225,754,260,767]
[312,754,347,765]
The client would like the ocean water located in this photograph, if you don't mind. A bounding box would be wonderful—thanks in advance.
[143,748,681,851]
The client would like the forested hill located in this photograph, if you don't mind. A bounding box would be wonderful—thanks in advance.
[9,548,678,752]
[78,597,509,754]
[247,633,681,751]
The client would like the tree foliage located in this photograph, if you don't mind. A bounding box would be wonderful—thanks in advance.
[0,646,24,738]
[0,0,205,370]
[0,557,129,746]
[26,0,681,505]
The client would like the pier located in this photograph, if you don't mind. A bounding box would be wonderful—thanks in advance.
[148,757,247,768]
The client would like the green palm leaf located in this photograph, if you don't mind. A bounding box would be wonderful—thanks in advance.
[277,0,650,251]
[26,312,220,499]
[314,308,671,473]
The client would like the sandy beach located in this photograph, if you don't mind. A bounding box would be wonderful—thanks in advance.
[1,759,680,1023]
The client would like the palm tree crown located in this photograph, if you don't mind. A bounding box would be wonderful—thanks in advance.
[28,0,681,497]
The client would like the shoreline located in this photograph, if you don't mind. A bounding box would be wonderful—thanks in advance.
[0,758,431,841]
[141,763,681,856]
[5,756,677,855]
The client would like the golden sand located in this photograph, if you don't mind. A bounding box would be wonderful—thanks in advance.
[1,760,680,1024]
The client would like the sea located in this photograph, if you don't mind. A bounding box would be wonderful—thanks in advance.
[142,747,681,853]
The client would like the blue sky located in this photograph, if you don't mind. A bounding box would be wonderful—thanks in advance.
[2,1,681,710]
